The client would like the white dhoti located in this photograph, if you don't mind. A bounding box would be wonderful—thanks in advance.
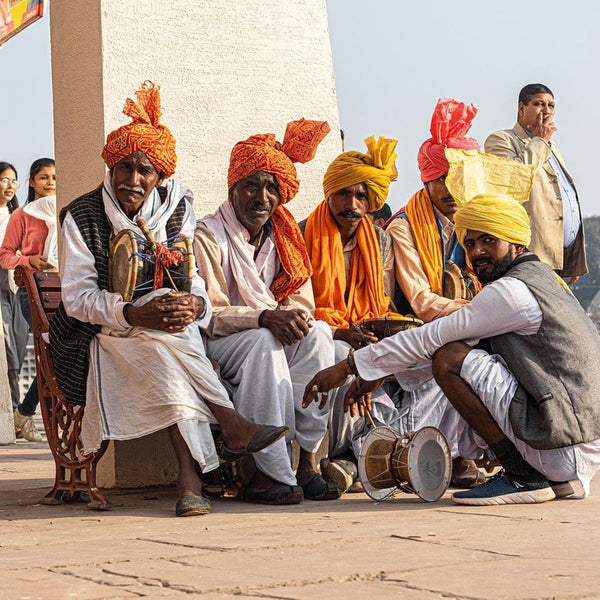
[81,291,234,473]
[207,320,334,486]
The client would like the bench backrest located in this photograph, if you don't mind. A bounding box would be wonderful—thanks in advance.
[15,267,61,330]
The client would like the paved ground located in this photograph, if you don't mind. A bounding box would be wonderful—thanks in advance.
[2,437,600,600]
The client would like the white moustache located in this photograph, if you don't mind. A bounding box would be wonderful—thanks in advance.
[118,185,145,195]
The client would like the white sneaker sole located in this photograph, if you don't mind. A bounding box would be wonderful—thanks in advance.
[451,487,556,506]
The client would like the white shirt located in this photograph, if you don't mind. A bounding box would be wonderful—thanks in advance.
[60,198,211,332]
[354,277,542,381]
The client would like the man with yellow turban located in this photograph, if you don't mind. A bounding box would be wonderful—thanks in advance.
[300,136,399,494]
[49,82,287,517]
[194,119,340,505]
[304,193,600,506]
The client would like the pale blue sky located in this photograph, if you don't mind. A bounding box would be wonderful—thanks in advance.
[1,1,599,215]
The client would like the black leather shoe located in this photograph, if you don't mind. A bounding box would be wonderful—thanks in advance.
[244,482,303,505]
[302,473,341,501]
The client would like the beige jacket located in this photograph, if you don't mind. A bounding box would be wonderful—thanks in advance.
[194,222,315,338]
[484,123,587,277]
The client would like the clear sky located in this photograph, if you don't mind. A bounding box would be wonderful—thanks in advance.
[1,1,599,215]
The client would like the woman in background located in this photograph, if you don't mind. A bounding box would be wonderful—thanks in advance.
[0,162,28,419]
[0,157,56,442]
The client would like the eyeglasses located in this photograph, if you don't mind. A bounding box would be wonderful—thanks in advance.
[0,177,19,189]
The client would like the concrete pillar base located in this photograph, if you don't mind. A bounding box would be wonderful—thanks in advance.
[97,430,177,489]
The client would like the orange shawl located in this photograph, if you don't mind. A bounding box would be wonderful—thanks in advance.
[305,200,392,328]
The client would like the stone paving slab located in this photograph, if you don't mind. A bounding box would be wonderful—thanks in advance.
[2,440,600,600]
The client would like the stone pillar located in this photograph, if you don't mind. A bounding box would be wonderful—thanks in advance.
[49,0,341,488]
[0,318,15,445]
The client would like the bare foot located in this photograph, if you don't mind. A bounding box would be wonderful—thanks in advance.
[295,449,318,487]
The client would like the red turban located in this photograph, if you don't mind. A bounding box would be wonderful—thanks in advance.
[227,119,330,203]
[102,81,177,177]
[417,98,479,183]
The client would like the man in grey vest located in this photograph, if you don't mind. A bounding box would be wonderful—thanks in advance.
[303,192,600,505]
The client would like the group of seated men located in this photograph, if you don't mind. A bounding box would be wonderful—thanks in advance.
[47,82,600,516]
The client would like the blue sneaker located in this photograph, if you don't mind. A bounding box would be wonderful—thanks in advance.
[452,470,556,506]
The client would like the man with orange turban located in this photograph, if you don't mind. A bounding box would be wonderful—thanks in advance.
[305,192,600,506]
[194,119,340,505]
[301,136,400,494]
[385,99,484,488]
[49,82,287,518]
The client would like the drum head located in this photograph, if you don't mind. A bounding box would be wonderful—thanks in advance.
[361,316,424,339]
[401,426,451,502]
[109,230,139,302]
[358,427,401,501]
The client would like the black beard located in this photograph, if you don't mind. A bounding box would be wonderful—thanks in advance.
[474,252,515,284]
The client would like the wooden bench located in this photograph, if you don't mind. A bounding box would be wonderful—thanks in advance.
[15,266,111,510]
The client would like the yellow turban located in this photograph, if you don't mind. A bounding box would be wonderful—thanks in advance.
[454,193,531,247]
[323,136,398,211]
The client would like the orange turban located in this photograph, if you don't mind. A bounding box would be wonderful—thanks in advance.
[227,119,330,203]
[417,99,479,183]
[102,81,177,177]
[322,136,398,212]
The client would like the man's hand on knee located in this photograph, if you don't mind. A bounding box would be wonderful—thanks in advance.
[259,308,311,346]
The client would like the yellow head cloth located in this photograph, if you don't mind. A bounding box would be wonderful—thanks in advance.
[323,136,398,211]
[444,148,534,206]
[454,193,531,248]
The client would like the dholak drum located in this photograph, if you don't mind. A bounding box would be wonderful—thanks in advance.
[443,260,478,301]
[358,426,451,502]
[109,230,193,302]
[360,315,423,339]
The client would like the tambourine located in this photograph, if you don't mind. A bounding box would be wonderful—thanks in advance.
[358,426,451,502]
[360,315,424,339]
[109,229,193,302]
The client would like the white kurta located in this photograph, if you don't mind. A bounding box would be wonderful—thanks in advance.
[60,179,234,472]
[353,277,600,496]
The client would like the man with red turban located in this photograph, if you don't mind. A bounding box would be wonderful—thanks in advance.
[49,82,287,518]
[385,99,485,488]
[194,119,340,505]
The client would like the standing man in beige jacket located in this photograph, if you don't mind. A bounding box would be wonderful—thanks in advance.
[485,83,586,283]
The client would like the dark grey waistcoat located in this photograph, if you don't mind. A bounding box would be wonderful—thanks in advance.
[489,254,600,449]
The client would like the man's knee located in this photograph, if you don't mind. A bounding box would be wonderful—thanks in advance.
[432,342,472,382]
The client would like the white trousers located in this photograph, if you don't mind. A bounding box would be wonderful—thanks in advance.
[207,320,335,486]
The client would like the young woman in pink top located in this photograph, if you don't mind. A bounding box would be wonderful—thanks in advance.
[0,158,56,442]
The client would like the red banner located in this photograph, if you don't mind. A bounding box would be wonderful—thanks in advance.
[0,0,44,45]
